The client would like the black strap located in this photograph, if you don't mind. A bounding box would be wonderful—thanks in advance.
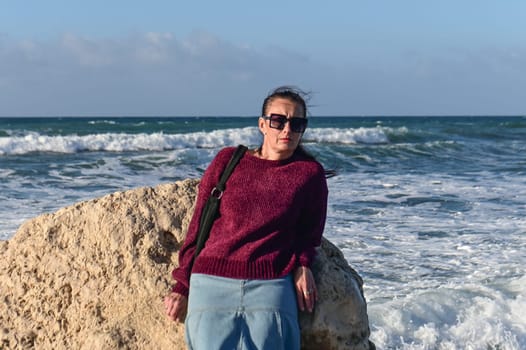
[213,145,248,195]
[192,145,247,262]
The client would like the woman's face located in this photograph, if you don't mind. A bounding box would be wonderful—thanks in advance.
[259,97,306,160]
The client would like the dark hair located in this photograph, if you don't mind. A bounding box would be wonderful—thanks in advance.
[261,85,310,118]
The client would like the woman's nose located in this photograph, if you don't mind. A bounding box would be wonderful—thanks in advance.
[281,120,292,133]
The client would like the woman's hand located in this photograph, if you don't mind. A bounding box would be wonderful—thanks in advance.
[164,292,188,323]
[294,266,318,313]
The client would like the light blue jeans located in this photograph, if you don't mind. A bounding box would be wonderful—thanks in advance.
[185,273,300,350]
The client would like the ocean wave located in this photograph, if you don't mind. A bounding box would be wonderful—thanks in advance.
[0,127,394,155]
[88,120,117,125]
[0,128,256,155]
[304,126,399,144]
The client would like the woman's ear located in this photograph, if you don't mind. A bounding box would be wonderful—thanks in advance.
[258,117,266,134]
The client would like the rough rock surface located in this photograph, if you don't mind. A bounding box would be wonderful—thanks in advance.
[0,179,374,350]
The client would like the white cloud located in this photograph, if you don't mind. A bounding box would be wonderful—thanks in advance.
[0,30,524,116]
[134,32,175,63]
[61,33,117,66]
[0,31,315,116]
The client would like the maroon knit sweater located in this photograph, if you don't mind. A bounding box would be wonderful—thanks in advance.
[171,147,328,297]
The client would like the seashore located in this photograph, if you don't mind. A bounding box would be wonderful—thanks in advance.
[0,179,375,350]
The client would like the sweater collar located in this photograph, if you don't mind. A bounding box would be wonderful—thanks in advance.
[245,149,298,166]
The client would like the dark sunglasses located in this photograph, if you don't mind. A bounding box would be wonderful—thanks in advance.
[261,114,308,133]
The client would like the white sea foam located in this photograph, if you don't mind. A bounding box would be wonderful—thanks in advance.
[368,277,526,349]
[325,170,526,349]
[0,128,256,155]
[0,126,394,155]
[88,120,117,125]
[304,126,394,144]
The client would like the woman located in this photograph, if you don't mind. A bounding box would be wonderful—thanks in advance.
[164,86,328,350]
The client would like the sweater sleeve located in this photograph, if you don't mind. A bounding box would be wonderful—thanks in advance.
[296,163,329,267]
[170,147,235,297]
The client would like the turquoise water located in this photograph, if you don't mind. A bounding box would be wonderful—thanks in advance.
[1,116,525,349]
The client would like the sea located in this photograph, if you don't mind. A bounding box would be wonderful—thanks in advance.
[1,116,525,349]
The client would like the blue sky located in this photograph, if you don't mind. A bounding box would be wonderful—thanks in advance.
[1,0,525,116]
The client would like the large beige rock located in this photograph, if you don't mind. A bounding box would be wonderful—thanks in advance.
[301,240,374,350]
[0,179,374,350]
